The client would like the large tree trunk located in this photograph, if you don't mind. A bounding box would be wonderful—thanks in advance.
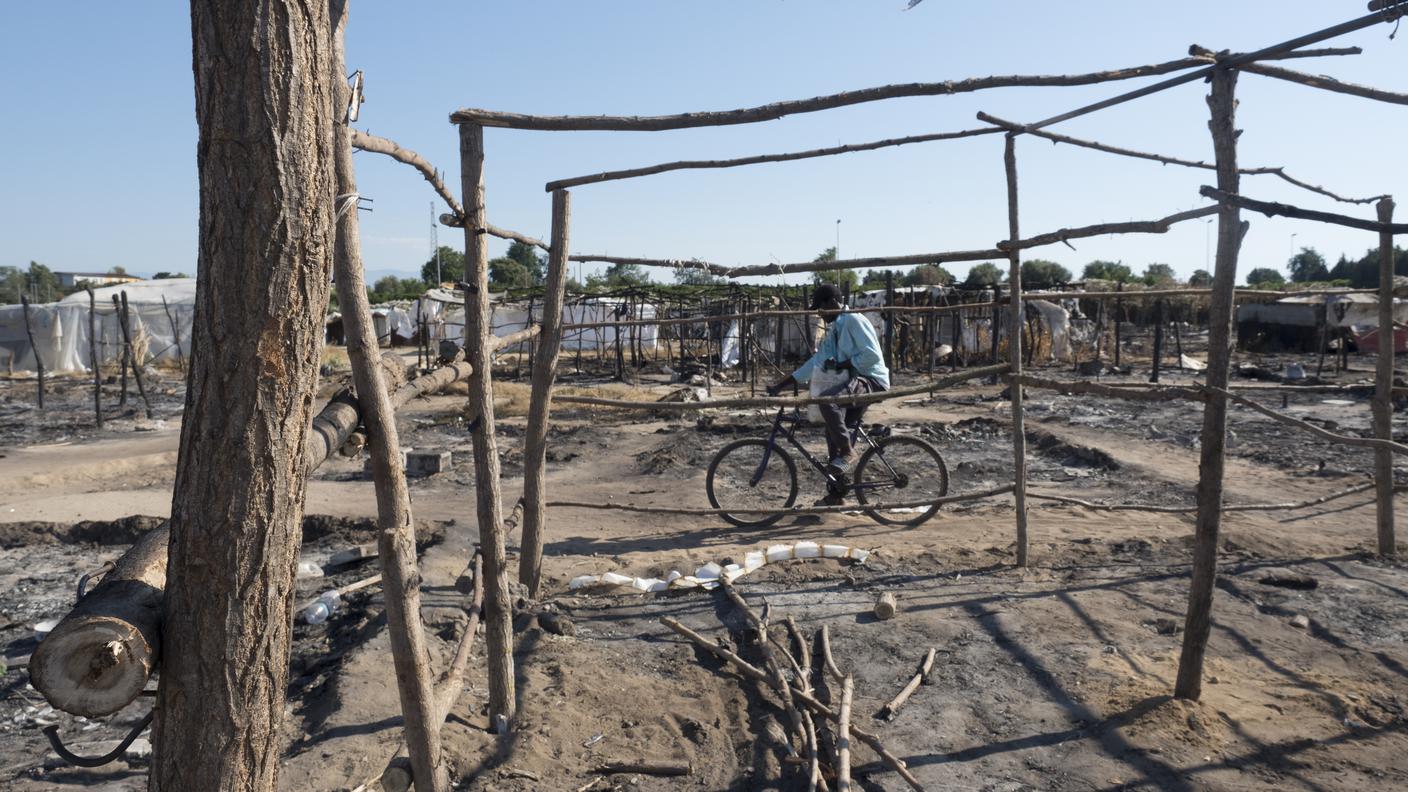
[150,2,337,790]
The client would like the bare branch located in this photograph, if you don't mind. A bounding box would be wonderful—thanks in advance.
[999,206,1219,252]
[1200,187,1408,234]
[1239,61,1408,106]
[451,57,1217,130]
[351,129,463,219]
[545,128,1001,191]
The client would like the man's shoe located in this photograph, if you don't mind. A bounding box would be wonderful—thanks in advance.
[813,491,846,507]
[825,455,852,481]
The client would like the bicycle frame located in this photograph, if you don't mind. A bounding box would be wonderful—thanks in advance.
[750,406,903,494]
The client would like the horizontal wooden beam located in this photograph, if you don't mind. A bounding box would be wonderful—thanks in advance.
[1000,206,1219,253]
[451,57,1217,130]
[1240,61,1408,106]
[978,111,1384,205]
[544,127,1002,191]
[1201,186,1408,234]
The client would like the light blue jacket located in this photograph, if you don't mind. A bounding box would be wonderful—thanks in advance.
[793,311,890,389]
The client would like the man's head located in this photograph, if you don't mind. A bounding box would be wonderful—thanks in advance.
[810,283,844,322]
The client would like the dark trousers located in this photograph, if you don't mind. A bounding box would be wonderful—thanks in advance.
[816,376,882,462]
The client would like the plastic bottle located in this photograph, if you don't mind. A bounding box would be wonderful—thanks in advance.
[302,590,342,625]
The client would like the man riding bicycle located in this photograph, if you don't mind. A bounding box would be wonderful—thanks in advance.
[767,283,890,505]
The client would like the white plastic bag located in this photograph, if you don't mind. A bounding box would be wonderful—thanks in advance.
[807,366,850,423]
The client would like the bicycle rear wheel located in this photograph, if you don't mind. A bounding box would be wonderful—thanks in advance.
[853,436,949,526]
[706,439,799,527]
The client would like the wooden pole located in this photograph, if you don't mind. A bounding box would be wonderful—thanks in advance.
[1173,305,1185,369]
[1003,134,1030,567]
[520,189,572,597]
[1175,65,1246,701]
[884,271,895,369]
[161,294,184,372]
[330,3,445,787]
[1114,282,1123,368]
[990,285,1002,365]
[120,292,153,419]
[20,296,44,409]
[1150,298,1165,383]
[1315,304,1329,379]
[113,295,128,407]
[1374,196,1397,557]
[457,122,516,727]
[87,287,101,427]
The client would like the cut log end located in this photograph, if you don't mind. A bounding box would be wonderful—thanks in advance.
[873,592,899,621]
[30,617,154,718]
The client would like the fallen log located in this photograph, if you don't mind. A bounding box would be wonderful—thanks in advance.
[31,353,468,718]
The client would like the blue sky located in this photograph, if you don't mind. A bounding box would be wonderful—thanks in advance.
[2,1,1403,287]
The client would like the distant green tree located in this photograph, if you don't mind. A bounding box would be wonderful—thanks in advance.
[809,247,858,291]
[504,241,546,285]
[108,265,128,276]
[1287,247,1330,283]
[1082,260,1133,282]
[152,271,190,280]
[1142,263,1176,285]
[903,263,954,286]
[672,266,725,286]
[587,262,650,290]
[1188,269,1213,287]
[1245,267,1286,288]
[368,275,425,303]
[489,256,533,289]
[963,262,1003,288]
[1021,259,1072,289]
[420,245,465,286]
[0,266,25,303]
[859,268,904,291]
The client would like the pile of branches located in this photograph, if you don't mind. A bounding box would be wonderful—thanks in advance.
[662,580,935,791]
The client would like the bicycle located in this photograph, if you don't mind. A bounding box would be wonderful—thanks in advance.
[704,396,949,528]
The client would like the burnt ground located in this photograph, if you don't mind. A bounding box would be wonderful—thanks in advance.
[1,349,1405,790]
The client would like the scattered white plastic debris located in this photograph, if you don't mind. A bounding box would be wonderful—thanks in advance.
[33,618,60,634]
[1179,354,1207,371]
[568,541,871,593]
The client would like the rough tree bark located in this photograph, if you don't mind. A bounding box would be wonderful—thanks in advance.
[1374,197,1397,557]
[150,2,337,790]
[328,2,446,789]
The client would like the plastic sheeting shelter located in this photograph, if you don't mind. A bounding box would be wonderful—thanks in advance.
[0,279,194,373]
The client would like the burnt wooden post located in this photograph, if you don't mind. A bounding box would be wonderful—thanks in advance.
[1175,64,1247,701]
[953,300,964,367]
[990,285,1002,364]
[884,270,896,368]
[161,294,184,373]
[613,299,625,381]
[1114,282,1123,368]
[1003,133,1030,567]
[1374,196,1397,556]
[1093,296,1106,364]
[113,295,129,406]
[329,6,446,782]
[520,189,572,596]
[87,287,101,427]
[1315,304,1329,379]
[1173,304,1185,369]
[525,295,536,375]
[120,292,154,419]
[20,296,43,410]
[457,121,516,726]
[773,289,786,371]
[1150,299,1165,383]
[927,297,937,377]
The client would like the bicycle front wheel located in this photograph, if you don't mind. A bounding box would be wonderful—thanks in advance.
[706,439,799,528]
[853,436,949,526]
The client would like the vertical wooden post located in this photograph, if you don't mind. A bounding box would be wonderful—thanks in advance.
[20,296,44,410]
[773,290,786,371]
[1150,299,1165,383]
[1315,304,1329,379]
[525,294,536,375]
[87,287,102,427]
[520,188,572,597]
[330,4,445,787]
[884,271,895,369]
[1173,306,1185,369]
[161,294,184,373]
[1003,133,1029,568]
[457,121,516,726]
[990,285,1002,365]
[1114,282,1123,368]
[1093,297,1106,364]
[120,292,154,419]
[1176,65,1246,701]
[113,295,128,407]
[954,301,964,367]
[1374,197,1397,557]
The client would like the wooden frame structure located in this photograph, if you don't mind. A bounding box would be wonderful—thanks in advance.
[28,3,1407,787]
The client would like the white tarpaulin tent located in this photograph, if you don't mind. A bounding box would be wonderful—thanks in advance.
[414,290,661,352]
[0,279,195,373]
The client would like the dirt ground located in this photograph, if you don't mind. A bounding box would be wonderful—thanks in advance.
[1,346,1405,791]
